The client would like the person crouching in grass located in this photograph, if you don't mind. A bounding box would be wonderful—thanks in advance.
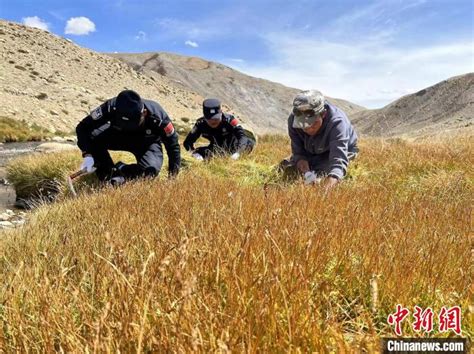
[183,98,255,161]
[280,90,358,190]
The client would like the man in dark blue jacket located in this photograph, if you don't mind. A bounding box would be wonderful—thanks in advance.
[281,90,358,189]
[183,98,255,160]
[76,90,181,185]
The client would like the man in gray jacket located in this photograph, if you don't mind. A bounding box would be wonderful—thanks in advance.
[281,90,358,189]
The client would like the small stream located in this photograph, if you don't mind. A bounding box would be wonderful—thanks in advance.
[0,141,44,211]
[0,141,43,166]
[0,141,79,229]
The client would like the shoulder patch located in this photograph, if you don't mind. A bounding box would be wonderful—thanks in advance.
[190,125,198,134]
[151,115,162,125]
[90,106,103,120]
[229,117,240,127]
[164,122,175,136]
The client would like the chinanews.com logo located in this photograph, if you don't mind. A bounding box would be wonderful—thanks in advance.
[382,304,470,353]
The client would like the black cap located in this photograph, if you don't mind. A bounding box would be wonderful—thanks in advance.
[115,90,144,121]
[203,98,222,120]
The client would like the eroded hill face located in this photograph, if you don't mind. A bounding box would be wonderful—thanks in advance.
[109,52,366,134]
[0,20,203,134]
[351,73,474,137]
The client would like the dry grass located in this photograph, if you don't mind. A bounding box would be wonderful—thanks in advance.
[0,135,472,352]
[6,151,136,199]
[0,117,52,143]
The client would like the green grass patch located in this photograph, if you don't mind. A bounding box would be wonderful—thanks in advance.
[6,135,473,201]
[0,116,53,142]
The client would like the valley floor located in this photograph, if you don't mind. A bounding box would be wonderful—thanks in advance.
[0,135,472,351]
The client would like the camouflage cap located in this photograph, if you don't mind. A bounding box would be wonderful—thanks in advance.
[292,90,326,129]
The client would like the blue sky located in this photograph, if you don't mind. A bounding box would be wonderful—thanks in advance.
[1,0,473,108]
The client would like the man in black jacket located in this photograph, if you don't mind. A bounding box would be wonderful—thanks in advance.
[183,98,255,160]
[76,90,181,185]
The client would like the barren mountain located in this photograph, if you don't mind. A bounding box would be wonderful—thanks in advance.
[1,19,471,139]
[109,52,366,133]
[0,20,203,134]
[351,73,474,136]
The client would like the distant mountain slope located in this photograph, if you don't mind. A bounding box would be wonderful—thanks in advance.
[109,52,366,134]
[0,20,202,133]
[351,73,474,136]
[2,19,470,138]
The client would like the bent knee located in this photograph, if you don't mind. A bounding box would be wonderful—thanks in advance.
[143,166,159,177]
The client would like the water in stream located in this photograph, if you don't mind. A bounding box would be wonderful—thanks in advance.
[0,141,44,211]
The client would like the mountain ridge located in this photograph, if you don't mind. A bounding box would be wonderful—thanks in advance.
[351,73,474,136]
[1,19,472,138]
[109,51,366,134]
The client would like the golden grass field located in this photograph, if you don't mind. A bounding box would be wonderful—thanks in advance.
[0,117,53,143]
[1,135,472,352]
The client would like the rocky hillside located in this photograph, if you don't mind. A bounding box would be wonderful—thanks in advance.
[109,52,366,133]
[351,73,474,136]
[0,20,203,134]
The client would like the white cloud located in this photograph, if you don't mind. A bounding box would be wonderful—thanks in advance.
[152,3,471,108]
[327,0,427,42]
[232,34,474,108]
[135,31,147,41]
[228,58,245,63]
[157,18,226,41]
[158,18,201,38]
[22,16,49,31]
[185,40,199,48]
[65,17,96,35]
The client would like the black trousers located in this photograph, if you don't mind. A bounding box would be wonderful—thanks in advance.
[194,136,255,159]
[89,131,164,181]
